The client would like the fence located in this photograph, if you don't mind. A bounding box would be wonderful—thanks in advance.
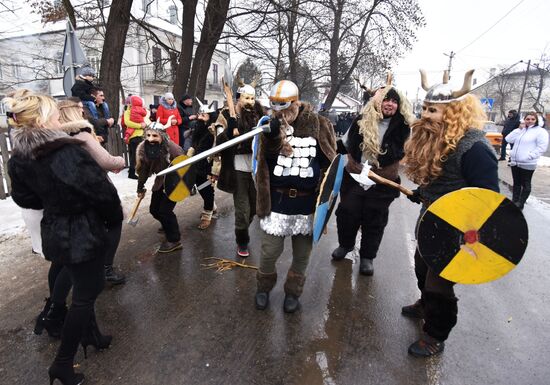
[0,125,129,200]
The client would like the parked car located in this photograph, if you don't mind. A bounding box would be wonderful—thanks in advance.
[482,121,503,151]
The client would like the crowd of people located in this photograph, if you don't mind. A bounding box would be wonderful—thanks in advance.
[4,64,548,384]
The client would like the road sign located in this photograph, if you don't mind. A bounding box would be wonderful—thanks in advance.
[480,98,494,111]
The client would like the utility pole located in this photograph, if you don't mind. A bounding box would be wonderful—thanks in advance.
[444,51,455,79]
[517,59,531,116]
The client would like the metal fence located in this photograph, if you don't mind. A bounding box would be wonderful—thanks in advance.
[0,125,128,200]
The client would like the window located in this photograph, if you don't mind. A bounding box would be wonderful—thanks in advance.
[89,57,101,76]
[212,63,218,84]
[168,5,177,24]
[0,97,6,115]
[0,64,3,79]
[152,46,162,76]
[55,51,63,75]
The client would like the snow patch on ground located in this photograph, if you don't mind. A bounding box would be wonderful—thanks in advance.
[538,156,550,167]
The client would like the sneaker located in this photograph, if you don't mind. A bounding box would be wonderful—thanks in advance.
[158,240,183,253]
[408,335,445,357]
[236,245,249,258]
[401,299,424,319]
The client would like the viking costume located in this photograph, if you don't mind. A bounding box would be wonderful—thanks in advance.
[136,122,184,252]
[187,99,218,229]
[216,79,264,257]
[332,82,414,276]
[402,70,499,357]
[255,80,336,313]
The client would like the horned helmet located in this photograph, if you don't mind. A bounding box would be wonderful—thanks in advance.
[236,75,258,108]
[420,69,474,103]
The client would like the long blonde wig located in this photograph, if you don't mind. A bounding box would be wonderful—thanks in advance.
[404,94,486,186]
[357,86,415,167]
[3,89,58,129]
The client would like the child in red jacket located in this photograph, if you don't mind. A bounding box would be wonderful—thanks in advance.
[157,92,182,145]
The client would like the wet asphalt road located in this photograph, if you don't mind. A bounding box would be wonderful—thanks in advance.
[1,177,549,385]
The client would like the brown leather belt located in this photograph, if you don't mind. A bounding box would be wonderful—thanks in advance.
[274,187,315,198]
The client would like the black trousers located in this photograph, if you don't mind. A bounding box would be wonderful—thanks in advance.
[150,189,180,242]
[511,166,535,203]
[127,137,142,178]
[335,177,392,260]
[54,256,105,366]
[48,221,122,305]
[414,250,458,341]
[196,173,214,211]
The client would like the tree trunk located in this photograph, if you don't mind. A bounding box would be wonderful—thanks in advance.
[287,0,299,83]
[98,0,133,122]
[187,0,231,101]
[173,0,198,101]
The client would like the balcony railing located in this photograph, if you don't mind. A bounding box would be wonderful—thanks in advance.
[142,65,173,83]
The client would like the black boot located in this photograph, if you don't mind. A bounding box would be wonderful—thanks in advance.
[104,265,126,285]
[401,299,425,319]
[255,271,277,310]
[34,297,52,335]
[81,314,112,358]
[283,270,305,313]
[48,362,84,385]
[36,302,68,339]
[516,190,530,210]
[331,246,353,261]
[359,258,374,276]
[512,185,521,204]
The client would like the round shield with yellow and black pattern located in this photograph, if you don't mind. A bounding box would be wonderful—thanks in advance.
[163,155,196,202]
[417,188,528,284]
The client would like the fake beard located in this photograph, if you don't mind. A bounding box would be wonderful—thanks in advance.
[144,140,162,159]
[404,118,449,185]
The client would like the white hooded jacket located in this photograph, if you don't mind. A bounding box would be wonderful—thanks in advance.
[506,125,549,170]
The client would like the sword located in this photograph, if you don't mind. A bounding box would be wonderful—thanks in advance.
[157,123,271,176]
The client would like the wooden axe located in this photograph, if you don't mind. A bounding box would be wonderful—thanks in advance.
[127,193,145,227]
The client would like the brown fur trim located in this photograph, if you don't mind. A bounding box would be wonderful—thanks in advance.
[283,270,306,297]
[59,120,94,135]
[10,127,83,159]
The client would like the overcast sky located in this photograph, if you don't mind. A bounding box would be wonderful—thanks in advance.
[393,0,550,99]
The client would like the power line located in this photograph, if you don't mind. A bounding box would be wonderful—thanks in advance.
[457,0,526,54]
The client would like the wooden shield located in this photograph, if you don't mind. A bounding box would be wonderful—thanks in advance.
[163,155,196,202]
[313,154,346,243]
[417,188,528,284]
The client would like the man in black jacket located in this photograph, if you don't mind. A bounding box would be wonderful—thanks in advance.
[499,109,520,160]
[85,88,114,148]
[331,81,415,276]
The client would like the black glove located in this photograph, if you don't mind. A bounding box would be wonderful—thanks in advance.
[407,189,422,204]
[266,118,281,138]
[137,181,146,194]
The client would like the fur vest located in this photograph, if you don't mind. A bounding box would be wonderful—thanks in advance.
[255,102,337,218]
[216,101,264,193]
[8,127,122,265]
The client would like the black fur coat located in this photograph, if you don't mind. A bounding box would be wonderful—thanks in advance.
[8,128,122,265]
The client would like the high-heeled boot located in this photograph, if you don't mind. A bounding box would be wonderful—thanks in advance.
[80,314,112,358]
[35,301,68,338]
[34,297,52,335]
[48,362,84,385]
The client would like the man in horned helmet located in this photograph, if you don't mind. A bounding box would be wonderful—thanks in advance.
[402,70,499,357]
[331,74,415,276]
[216,76,264,257]
[254,80,336,313]
[136,120,184,253]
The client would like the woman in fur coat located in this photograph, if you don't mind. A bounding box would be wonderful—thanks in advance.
[6,89,122,385]
[58,98,126,285]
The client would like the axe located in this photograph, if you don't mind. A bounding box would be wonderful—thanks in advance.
[127,192,145,227]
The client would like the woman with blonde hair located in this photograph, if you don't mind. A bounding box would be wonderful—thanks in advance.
[6,89,121,385]
[58,97,126,284]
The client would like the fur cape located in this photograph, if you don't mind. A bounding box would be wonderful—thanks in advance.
[255,102,337,218]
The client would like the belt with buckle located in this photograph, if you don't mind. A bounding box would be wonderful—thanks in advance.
[274,187,315,198]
